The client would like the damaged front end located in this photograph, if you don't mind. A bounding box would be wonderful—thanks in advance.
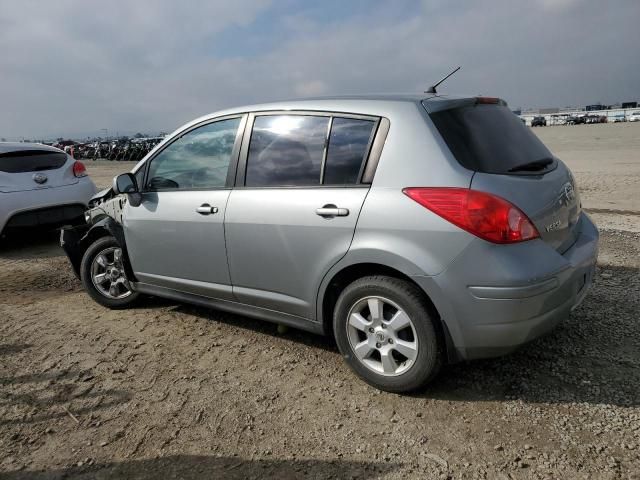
[60,186,136,281]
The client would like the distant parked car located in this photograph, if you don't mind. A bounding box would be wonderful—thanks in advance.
[628,111,640,122]
[566,116,586,125]
[0,143,97,236]
[584,115,606,124]
[531,116,547,127]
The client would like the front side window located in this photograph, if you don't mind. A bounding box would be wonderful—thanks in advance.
[245,115,329,187]
[323,117,376,184]
[145,117,241,190]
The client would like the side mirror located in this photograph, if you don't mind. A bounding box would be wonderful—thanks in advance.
[113,173,138,194]
[113,173,142,207]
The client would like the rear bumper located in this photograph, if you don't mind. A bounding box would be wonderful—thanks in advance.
[413,212,599,361]
[0,179,96,234]
[4,204,86,229]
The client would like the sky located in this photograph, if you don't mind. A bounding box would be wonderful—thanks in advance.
[1,0,639,140]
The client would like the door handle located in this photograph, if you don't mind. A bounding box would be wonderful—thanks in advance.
[316,205,349,218]
[196,204,218,215]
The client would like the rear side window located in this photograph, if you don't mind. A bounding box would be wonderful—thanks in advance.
[246,115,329,187]
[430,104,553,174]
[323,117,376,184]
[0,150,67,173]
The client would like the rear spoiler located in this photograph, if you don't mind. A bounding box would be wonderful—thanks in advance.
[422,96,507,114]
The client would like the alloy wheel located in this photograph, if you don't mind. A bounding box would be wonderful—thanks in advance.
[346,296,418,376]
[90,246,132,299]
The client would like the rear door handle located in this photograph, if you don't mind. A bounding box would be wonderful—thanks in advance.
[316,205,349,218]
[196,204,218,215]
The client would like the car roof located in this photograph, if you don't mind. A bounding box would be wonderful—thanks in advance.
[200,93,433,117]
[176,93,482,133]
[0,142,64,155]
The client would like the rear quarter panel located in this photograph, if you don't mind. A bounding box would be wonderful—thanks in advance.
[349,102,475,276]
[316,103,476,322]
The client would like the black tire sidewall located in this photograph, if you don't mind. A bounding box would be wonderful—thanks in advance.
[333,276,441,393]
[80,236,139,309]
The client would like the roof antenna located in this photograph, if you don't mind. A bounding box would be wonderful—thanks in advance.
[425,66,461,94]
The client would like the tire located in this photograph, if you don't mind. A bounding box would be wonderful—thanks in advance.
[80,236,140,309]
[333,275,442,393]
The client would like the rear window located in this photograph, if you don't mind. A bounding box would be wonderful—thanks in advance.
[0,150,67,173]
[429,104,553,174]
[323,117,376,184]
[246,115,329,187]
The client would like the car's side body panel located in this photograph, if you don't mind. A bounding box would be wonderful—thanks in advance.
[123,189,234,300]
[225,187,369,319]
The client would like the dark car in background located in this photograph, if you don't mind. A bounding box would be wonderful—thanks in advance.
[567,116,587,125]
[531,116,547,127]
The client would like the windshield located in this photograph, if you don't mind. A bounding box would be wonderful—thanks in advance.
[429,103,554,174]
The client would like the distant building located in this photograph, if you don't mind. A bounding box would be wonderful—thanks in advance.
[622,101,638,109]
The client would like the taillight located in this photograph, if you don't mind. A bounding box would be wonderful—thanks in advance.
[402,187,539,244]
[72,160,87,177]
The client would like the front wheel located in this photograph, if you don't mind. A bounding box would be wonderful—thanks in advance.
[80,236,140,309]
[333,276,442,393]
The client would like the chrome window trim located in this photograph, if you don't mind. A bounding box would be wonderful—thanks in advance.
[361,117,390,184]
[319,116,333,185]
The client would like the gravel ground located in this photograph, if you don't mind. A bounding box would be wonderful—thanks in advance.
[0,123,639,479]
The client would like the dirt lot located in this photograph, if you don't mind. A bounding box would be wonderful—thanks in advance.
[1,123,639,479]
[535,122,640,233]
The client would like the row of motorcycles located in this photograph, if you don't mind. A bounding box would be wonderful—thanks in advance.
[66,138,164,161]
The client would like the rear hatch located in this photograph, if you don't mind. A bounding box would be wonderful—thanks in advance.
[424,97,580,252]
[0,149,79,193]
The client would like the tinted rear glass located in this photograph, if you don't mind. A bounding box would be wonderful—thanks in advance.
[246,115,329,187]
[430,104,553,174]
[0,150,67,173]
[323,117,375,185]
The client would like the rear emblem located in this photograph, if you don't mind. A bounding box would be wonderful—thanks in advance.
[561,182,575,204]
[33,173,48,184]
[545,219,562,232]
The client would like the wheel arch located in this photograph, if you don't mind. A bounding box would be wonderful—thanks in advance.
[62,216,137,281]
[317,260,458,363]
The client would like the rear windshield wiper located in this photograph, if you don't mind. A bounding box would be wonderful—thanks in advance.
[508,157,554,173]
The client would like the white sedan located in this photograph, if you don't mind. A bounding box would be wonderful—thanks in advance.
[628,111,640,122]
[0,143,96,236]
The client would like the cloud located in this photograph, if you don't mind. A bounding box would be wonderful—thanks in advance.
[536,0,581,12]
[0,0,638,139]
[294,80,328,97]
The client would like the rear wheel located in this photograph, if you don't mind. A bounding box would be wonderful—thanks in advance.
[80,236,139,309]
[333,275,442,393]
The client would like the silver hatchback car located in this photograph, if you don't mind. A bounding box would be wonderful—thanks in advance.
[61,95,598,392]
[1,143,96,236]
